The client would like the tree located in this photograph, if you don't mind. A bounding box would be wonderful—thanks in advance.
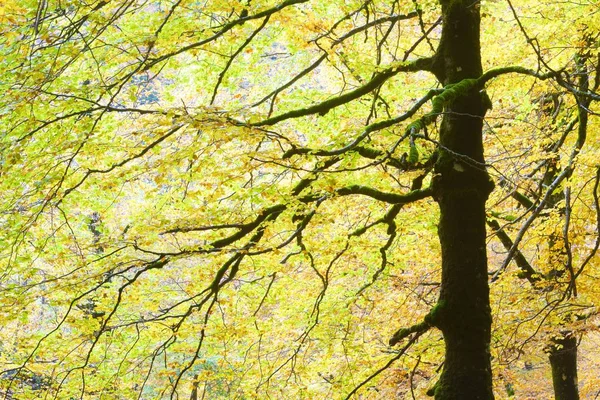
[0,0,598,399]
[484,37,599,398]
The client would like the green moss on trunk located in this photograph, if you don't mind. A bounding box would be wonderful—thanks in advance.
[430,1,494,399]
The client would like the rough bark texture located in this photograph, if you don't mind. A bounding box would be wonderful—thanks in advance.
[430,1,495,398]
[549,335,580,400]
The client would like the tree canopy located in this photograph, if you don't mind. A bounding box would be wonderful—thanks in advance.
[0,0,599,399]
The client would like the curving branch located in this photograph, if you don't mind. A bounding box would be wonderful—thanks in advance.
[210,15,271,104]
[574,167,600,280]
[332,11,419,46]
[344,329,426,399]
[60,124,184,201]
[250,53,328,115]
[251,6,423,116]
[336,185,433,204]
[252,57,435,126]
[282,88,440,158]
[389,320,431,347]
[142,0,310,71]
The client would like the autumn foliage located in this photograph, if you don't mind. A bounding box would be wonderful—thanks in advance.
[0,0,599,399]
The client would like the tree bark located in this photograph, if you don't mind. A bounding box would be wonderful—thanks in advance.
[549,335,579,400]
[429,1,495,398]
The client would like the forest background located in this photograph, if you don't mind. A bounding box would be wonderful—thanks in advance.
[0,0,599,399]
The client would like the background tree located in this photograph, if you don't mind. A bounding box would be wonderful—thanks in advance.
[0,0,598,399]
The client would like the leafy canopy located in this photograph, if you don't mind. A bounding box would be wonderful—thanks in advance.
[0,0,599,398]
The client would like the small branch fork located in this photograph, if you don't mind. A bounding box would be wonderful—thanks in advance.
[344,328,428,400]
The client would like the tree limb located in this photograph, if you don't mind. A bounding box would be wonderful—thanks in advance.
[336,185,433,204]
[252,57,434,126]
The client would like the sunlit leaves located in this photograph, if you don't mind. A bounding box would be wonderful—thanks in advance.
[0,0,599,398]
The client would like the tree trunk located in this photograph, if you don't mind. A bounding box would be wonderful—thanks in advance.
[429,1,495,398]
[549,335,579,400]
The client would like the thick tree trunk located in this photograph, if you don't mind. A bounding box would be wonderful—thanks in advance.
[549,335,579,400]
[429,1,495,398]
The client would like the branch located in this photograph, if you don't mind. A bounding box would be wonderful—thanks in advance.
[250,53,328,113]
[336,185,433,204]
[487,218,540,284]
[355,203,401,295]
[495,166,572,275]
[143,0,310,71]
[252,9,422,114]
[478,66,557,85]
[389,320,430,346]
[344,330,425,400]
[574,167,600,280]
[354,145,437,171]
[477,64,600,103]
[281,89,440,158]
[511,190,535,209]
[60,124,184,201]
[332,11,419,45]
[207,204,287,249]
[252,57,434,126]
[163,158,340,248]
[210,15,271,104]
[352,170,434,293]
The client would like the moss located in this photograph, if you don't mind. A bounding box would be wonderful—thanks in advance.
[432,78,479,113]
[435,380,449,397]
[425,300,446,327]
[407,119,424,134]
[408,140,419,164]
[489,211,516,222]
[426,381,438,397]
[426,378,451,398]
[405,78,483,141]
